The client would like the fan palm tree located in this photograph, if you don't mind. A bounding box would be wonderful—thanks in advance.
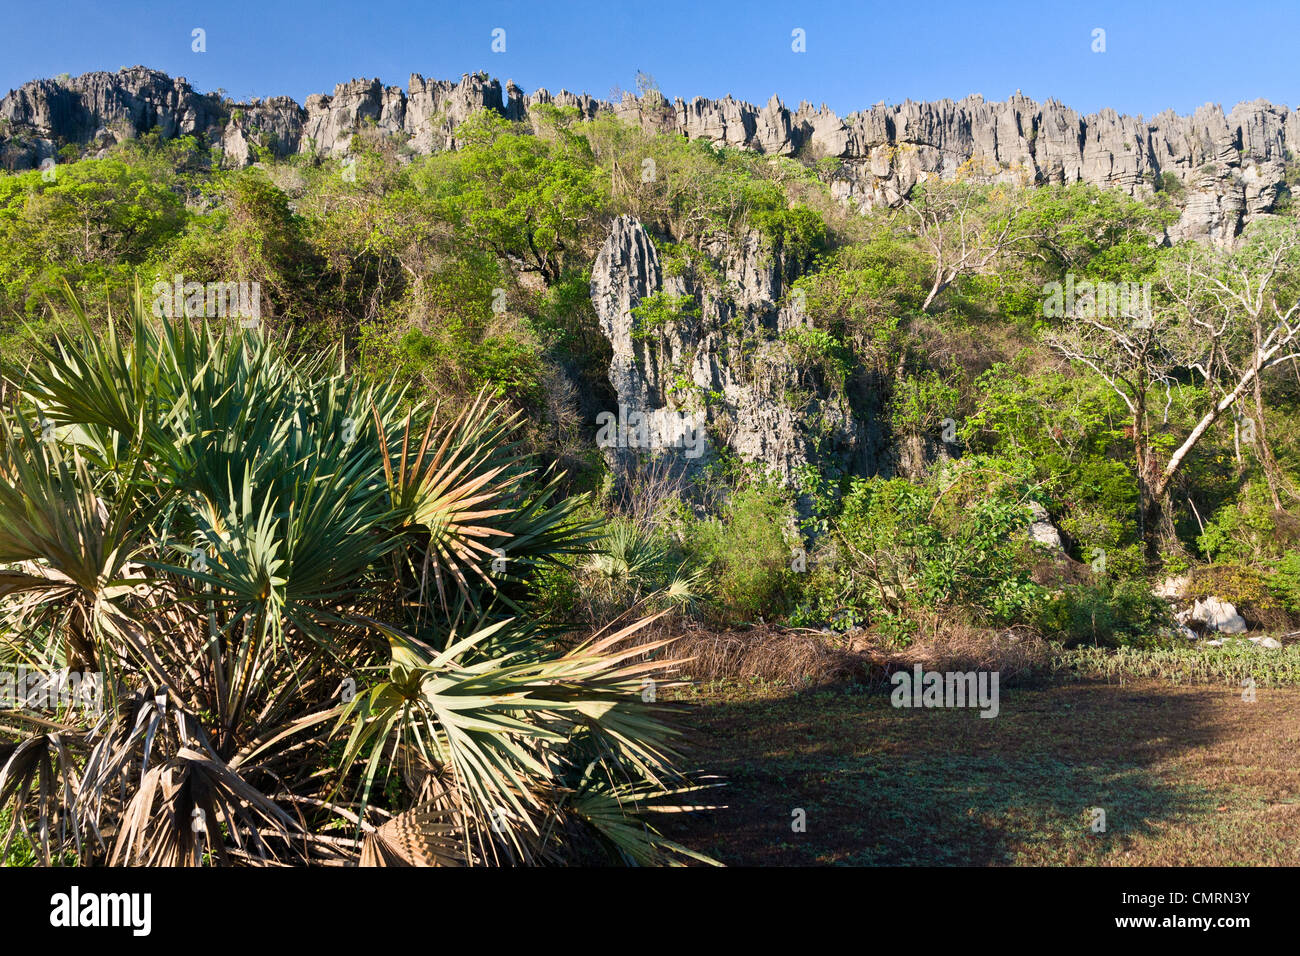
[0,283,713,866]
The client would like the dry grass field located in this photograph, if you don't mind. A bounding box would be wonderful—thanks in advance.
[661,677,1300,866]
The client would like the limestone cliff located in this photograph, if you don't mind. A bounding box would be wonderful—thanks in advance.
[3,67,1296,242]
[589,215,871,486]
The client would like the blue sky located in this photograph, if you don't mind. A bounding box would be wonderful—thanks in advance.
[2,0,1296,118]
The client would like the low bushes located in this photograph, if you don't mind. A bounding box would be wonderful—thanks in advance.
[794,461,1046,635]
[1057,642,1300,686]
[1181,562,1300,633]
[1033,579,1173,648]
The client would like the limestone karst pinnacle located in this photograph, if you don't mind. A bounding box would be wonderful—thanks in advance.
[2,65,1296,242]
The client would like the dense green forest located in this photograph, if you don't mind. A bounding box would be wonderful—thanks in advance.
[4,104,1298,644]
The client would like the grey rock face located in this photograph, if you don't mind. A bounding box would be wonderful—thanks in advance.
[2,67,220,168]
[0,66,214,142]
[1185,596,1248,634]
[590,215,667,415]
[302,78,405,156]
[589,216,866,487]
[218,97,305,168]
[1152,574,1191,600]
[405,73,524,153]
[1027,501,1064,550]
[3,67,1296,240]
[0,66,307,170]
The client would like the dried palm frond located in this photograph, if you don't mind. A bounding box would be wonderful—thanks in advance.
[359,804,464,867]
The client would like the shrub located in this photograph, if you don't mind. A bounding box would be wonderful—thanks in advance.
[1158,171,1186,199]
[688,481,800,621]
[780,325,850,391]
[629,291,701,340]
[1034,579,1172,647]
[889,369,960,441]
[749,202,828,271]
[575,516,706,621]
[1184,563,1299,632]
[1197,480,1299,562]
[359,255,544,408]
[798,464,1047,634]
[1269,552,1300,615]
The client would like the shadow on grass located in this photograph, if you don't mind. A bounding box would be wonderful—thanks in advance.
[661,679,1236,866]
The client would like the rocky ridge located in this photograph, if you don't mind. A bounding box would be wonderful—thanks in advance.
[589,214,872,488]
[3,67,1297,241]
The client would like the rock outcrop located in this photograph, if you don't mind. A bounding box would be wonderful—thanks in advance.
[1179,596,1249,634]
[589,215,869,488]
[2,67,224,165]
[0,66,307,169]
[3,67,1296,240]
[1026,501,1065,551]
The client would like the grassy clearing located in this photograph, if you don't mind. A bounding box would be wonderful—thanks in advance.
[660,676,1300,866]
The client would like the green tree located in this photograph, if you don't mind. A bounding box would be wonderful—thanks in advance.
[425,111,608,283]
[159,168,322,331]
[0,158,185,320]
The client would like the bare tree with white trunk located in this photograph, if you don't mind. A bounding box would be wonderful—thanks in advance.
[1047,219,1300,561]
[899,158,1040,312]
